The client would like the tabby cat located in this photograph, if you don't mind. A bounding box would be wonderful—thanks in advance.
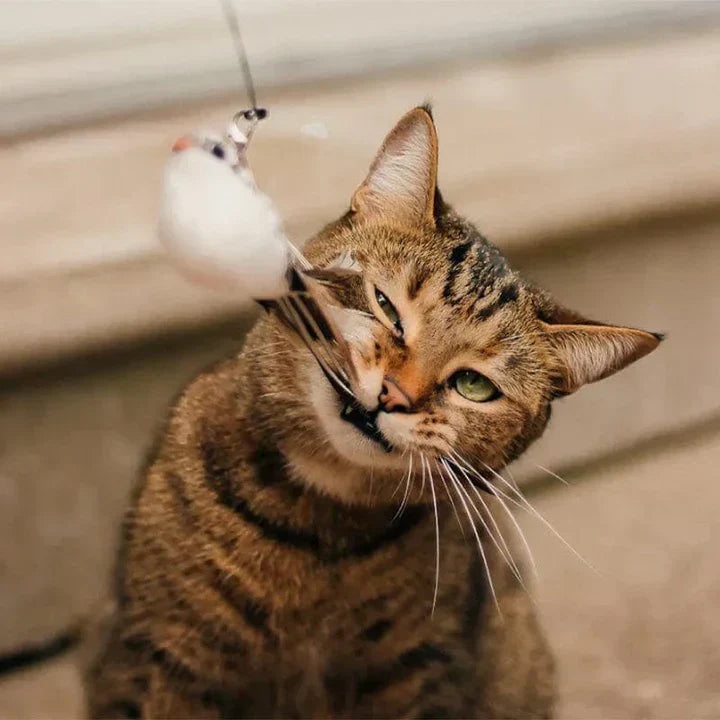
[85,106,661,719]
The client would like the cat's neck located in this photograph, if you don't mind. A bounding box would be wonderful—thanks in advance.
[202,420,428,559]
[284,447,392,506]
[183,365,425,555]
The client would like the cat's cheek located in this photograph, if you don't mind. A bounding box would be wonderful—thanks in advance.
[377,413,457,453]
[374,415,410,450]
[458,406,528,468]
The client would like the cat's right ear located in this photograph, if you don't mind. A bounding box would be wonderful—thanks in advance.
[350,105,439,228]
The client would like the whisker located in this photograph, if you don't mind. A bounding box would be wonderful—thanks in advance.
[287,295,350,382]
[390,448,409,500]
[503,463,519,489]
[426,458,441,616]
[439,459,499,613]
[367,465,375,503]
[403,452,414,509]
[479,461,596,573]
[417,452,428,502]
[475,483,538,582]
[444,450,492,494]
[432,458,465,538]
[535,464,570,486]
[287,242,312,270]
[392,453,414,523]
[278,297,354,399]
[447,450,538,579]
[442,457,524,585]
[442,459,524,589]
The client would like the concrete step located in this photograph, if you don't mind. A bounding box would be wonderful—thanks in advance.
[0,653,83,720]
[521,429,720,719]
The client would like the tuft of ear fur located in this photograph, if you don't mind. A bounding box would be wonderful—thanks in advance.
[543,321,663,396]
[351,106,438,227]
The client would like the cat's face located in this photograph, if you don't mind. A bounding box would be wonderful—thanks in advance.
[257,107,661,504]
[303,225,552,481]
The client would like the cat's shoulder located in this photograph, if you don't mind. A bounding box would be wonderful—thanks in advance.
[139,346,252,478]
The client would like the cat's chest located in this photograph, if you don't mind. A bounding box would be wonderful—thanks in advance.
[259,509,474,647]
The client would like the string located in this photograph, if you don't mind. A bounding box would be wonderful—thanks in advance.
[220,0,267,123]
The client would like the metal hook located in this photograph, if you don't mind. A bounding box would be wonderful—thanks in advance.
[230,107,268,146]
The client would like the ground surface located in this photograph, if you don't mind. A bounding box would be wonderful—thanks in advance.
[523,430,720,719]
[1,429,717,719]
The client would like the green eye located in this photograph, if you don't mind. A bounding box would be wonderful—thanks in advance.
[374,287,402,334]
[451,370,499,402]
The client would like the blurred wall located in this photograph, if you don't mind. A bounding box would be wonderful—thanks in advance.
[2,0,715,135]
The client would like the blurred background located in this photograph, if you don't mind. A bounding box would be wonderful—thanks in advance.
[2,0,720,717]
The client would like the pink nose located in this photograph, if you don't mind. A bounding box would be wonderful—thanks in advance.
[379,377,412,412]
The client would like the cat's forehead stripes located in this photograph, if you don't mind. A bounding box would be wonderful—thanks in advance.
[371,247,524,358]
[442,239,516,318]
[383,281,517,379]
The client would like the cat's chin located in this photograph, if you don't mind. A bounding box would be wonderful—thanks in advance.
[306,364,408,474]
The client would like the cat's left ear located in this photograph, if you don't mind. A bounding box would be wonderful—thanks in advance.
[543,320,663,396]
[350,105,438,227]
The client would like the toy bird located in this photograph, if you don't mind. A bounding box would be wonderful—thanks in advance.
[158,118,291,301]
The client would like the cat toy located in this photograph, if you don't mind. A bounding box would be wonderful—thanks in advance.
[158,109,290,299]
[157,0,386,445]
[158,0,288,298]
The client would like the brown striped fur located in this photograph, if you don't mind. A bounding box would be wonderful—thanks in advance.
[85,107,661,718]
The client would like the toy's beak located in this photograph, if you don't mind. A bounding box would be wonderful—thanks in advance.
[171,135,194,153]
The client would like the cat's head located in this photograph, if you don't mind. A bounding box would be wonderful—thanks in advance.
[254,106,661,504]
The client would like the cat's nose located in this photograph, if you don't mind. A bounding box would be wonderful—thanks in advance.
[378,377,412,412]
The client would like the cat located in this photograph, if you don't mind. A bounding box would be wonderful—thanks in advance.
[85,105,661,719]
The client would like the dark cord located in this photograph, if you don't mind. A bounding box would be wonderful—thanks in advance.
[220,0,264,116]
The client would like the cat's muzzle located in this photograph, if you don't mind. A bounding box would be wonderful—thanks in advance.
[340,401,393,452]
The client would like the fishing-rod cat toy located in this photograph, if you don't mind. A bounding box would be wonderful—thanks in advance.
[157,0,388,448]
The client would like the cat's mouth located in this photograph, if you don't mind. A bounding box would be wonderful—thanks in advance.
[340,401,393,452]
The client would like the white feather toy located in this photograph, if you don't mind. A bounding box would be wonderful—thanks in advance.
[158,121,291,301]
